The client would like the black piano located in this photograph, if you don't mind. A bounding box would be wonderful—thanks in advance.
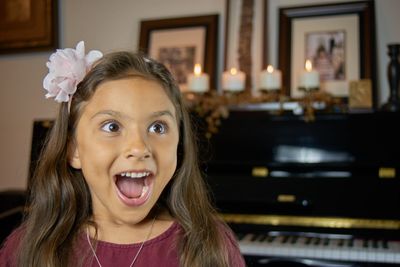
[196,108,400,267]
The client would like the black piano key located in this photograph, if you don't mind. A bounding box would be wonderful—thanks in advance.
[313,237,321,245]
[305,237,313,245]
[363,239,369,248]
[323,238,330,246]
[251,234,260,242]
[236,233,245,240]
[372,239,379,249]
[282,236,290,244]
[338,239,344,247]
[383,240,389,249]
[290,236,299,244]
[258,234,268,242]
[347,239,354,247]
[266,236,276,243]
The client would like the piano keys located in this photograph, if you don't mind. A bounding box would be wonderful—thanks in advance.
[237,232,400,265]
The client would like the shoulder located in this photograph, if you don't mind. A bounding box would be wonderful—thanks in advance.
[0,225,25,266]
[215,219,246,267]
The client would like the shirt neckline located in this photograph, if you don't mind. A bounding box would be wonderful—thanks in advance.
[81,221,180,248]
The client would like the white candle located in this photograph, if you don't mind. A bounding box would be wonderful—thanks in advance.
[187,64,209,93]
[299,60,319,89]
[260,65,282,90]
[222,68,245,92]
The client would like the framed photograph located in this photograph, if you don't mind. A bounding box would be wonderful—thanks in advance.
[0,0,58,54]
[278,1,376,107]
[139,15,218,92]
[225,0,268,92]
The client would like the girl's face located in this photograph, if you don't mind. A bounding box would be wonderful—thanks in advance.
[70,77,179,225]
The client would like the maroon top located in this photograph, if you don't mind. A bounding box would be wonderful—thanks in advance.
[0,222,246,267]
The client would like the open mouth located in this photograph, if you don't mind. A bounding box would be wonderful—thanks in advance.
[114,171,154,206]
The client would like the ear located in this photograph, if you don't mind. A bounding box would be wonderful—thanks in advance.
[68,143,82,169]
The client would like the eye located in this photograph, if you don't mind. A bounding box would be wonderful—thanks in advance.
[149,121,167,134]
[101,121,120,133]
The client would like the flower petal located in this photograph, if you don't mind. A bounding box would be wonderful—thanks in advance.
[76,41,85,59]
[45,84,60,98]
[55,90,70,103]
[86,50,103,66]
[58,79,76,94]
[43,73,54,90]
[43,41,103,103]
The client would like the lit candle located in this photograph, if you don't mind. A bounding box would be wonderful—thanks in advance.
[187,64,209,93]
[260,65,282,90]
[222,68,245,92]
[299,60,319,89]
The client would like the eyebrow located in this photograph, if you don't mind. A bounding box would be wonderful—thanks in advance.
[149,110,175,119]
[91,109,175,120]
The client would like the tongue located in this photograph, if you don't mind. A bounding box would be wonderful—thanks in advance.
[116,176,144,198]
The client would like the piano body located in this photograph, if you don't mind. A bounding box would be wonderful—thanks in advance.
[196,108,400,267]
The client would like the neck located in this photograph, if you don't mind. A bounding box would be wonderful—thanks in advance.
[87,210,174,244]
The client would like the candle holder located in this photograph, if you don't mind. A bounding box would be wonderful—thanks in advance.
[298,86,319,92]
[223,90,247,100]
[381,43,400,112]
[259,88,281,102]
[298,86,321,122]
[184,83,345,137]
[300,90,318,122]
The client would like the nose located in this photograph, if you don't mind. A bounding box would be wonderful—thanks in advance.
[124,132,151,160]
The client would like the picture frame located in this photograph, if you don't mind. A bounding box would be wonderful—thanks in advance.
[139,14,218,91]
[0,0,58,54]
[225,0,268,91]
[278,1,376,107]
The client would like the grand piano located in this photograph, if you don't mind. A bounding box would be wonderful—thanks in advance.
[195,107,400,267]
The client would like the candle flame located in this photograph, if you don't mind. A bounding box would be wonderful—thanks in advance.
[305,60,313,71]
[230,68,238,75]
[194,64,202,75]
[267,65,274,73]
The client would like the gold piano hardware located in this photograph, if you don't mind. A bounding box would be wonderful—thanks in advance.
[220,214,400,230]
[379,167,396,179]
[252,167,268,177]
[277,194,296,202]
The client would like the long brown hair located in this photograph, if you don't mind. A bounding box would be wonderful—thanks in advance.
[18,52,230,266]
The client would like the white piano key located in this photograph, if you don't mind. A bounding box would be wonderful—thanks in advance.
[241,233,255,242]
[389,240,400,251]
[327,239,342,260]
[360,250,368,261]
[339,245,351,261]
[366,251,377,262]
[374,251,386,262]
[394,252,400,263]
[238,233,400,264]
[385,252,395,263]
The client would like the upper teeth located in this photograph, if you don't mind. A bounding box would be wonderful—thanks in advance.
[120,171,150,178]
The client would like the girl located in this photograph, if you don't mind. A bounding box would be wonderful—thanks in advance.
[0,42,245,267]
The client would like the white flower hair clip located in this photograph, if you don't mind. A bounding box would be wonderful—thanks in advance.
[43,41,103,103]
